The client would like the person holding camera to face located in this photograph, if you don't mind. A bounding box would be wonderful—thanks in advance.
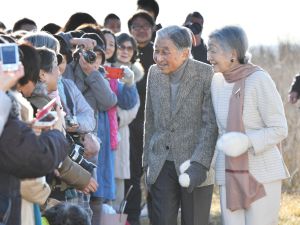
[183,11,210,64]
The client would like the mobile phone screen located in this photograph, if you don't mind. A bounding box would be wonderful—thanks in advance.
[39,113,55,122]
[2,46,17,64]
[35,97,57,120]
[104,66,124,79]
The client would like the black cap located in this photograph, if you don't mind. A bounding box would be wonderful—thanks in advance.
[128,10,155,30]
[81,33,106,64]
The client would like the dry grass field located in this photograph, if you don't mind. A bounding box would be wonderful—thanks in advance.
[141,42,300,224]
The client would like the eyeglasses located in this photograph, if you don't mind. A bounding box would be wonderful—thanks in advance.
[118,45,134,52]
[131,24,152,31]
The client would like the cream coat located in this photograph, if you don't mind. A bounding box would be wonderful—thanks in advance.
[211,71,289,185]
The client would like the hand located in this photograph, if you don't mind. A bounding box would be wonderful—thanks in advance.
[79,53,98,76]
[288,91,299,104]
[0,63,24,92]
[66,124,79,133]
[82,133,100,159]
[120,65,134,86]
[71,38,96,50]
[81,177,98,194]
[217,132,251,157]
[179,162,207,193]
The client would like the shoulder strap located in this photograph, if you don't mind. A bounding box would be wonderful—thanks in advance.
[62,80,75,116]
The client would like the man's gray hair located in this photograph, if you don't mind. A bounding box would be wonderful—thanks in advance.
[155,25,192,51]
[21,31,60,53]
[209,25,250,64]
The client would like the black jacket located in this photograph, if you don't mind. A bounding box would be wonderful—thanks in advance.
[289,73,300,94]
[0,115,69,225]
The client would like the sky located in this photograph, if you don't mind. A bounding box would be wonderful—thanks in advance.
[1,0,299,46]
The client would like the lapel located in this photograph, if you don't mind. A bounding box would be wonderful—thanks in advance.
[156,72,171,124]
[172,59,197,117]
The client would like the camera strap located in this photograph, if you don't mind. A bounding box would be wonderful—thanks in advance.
[62,80,75,116]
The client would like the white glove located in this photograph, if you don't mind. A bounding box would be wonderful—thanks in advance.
[178,159,207,193]
[120,65,134,86]
[179,160,191,187]
[217,132,251,157]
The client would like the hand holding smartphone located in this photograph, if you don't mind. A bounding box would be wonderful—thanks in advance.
[33,98,58,128]
[104,66,124,79]
[0,43,19,71]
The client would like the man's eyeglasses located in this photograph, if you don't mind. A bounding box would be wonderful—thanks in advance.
[118,45,134,52]
[131,24,152,31]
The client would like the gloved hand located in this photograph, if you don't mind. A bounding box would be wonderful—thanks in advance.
[120,65,134,86]
[179,161,207,193]
[217,132,251,157]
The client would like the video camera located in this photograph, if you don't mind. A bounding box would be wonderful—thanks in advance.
[185,22,203,35]
[66,133,96,174]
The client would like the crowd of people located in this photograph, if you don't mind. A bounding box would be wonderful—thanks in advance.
[0,0,292,225]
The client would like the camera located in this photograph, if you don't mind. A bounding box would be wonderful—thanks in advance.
[65,115,78,127]
[0,43,19,71]
[185,22,203,35]
[67,133,96,174]
[73,46,97,64]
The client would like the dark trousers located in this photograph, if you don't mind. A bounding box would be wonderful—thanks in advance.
[90,197,102,225]
[150,161,213,225]
[124,124,144,224]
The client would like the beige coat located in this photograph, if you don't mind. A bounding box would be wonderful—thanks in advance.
[211,71,289,185]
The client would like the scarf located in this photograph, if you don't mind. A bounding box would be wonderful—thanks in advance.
[223,63,266,211]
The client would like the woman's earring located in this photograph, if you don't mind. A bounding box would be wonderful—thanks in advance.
[230,58,234,63]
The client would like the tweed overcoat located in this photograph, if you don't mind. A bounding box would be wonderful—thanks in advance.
[143,58,218,185]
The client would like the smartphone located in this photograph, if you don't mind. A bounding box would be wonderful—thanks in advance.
[0,43,19,71]
[35,97,57,121]
[104,66,124,79]
[34,111,58,127]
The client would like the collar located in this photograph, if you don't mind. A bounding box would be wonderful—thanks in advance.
[169,59,189,84]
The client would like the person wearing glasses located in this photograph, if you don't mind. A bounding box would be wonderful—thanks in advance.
[126,10,155,225]
[112,32,144,212]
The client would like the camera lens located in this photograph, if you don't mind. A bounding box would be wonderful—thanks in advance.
[83,50,96,64]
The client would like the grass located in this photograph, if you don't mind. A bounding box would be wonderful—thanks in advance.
[141,191,300,225]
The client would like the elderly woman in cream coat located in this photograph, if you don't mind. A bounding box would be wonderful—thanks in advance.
[208,25,289,225]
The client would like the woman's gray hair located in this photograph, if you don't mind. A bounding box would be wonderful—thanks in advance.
[21,31,60,53]
[155,25,192,52]
[209,25,250,64]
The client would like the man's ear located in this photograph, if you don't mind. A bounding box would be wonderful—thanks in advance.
[231,49,238,61]
[39,70,46,82]
[182,48,190,60]
[190,32,197,47]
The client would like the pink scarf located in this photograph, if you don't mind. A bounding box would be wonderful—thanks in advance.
[223,63,266,211]
[108,79,119,150]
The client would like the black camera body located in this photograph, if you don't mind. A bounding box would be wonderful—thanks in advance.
[73,46,97,64]
[185,22,203,35]
[67,133,96,174]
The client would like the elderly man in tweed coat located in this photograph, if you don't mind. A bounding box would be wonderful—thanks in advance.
[143,25,218,225]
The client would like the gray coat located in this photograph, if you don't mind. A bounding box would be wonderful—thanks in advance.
[143,58,218,185]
